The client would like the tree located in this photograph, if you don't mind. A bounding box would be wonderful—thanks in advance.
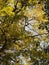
[0,0,49,65]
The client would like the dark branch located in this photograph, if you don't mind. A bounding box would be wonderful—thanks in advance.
[0,28,7,51]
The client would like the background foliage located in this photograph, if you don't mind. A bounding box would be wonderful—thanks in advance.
[0,0,49,65]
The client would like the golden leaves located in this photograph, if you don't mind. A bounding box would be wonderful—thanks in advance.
[0,7,14,16]
[17,2,22,9]
[7,0,14,4]
[14,44,21,50]
[23,3,48,22]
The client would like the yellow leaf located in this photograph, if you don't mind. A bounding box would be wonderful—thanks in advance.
[0,6,14,16]
[14,44,21,50]
[24,63,28,65]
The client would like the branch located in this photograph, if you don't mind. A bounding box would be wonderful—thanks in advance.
[13,2,24,14]
[26,33,49,38]
[0,28,7,51]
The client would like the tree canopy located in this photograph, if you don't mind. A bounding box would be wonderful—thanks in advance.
[0,0,49,65]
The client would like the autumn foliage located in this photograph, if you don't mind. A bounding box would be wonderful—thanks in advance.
[0,0,49,65]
